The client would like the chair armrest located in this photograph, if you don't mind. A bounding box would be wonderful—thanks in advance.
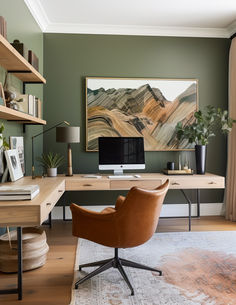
[115,195,125,210]
[70,203,119,247]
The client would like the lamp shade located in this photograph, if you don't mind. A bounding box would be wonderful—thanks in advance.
[56,127,80,143]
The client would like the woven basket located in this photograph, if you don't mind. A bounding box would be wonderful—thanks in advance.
[0,227,49,273]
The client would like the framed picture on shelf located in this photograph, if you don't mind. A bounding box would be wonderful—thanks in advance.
[10,136,25,174]
[4,149,23,182]
[86,77,198,151]
[0,82,6,106]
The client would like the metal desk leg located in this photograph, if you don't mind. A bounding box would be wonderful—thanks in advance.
[197,189,200,217]
[180,190,192,231]
[17,227,23,300]
[0,227,23,299]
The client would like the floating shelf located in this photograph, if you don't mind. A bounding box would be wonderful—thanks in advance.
[0,34,46,84]
[0,105,46,125]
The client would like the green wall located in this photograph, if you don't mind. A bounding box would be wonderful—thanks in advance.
[0,0,44,234]
[44,34,230,206]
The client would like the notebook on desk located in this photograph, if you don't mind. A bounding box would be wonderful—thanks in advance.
[0,184,40,200]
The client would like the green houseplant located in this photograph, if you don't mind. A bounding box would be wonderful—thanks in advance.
[176,105,235,174]
[37,152,64,177]
[0,123,9,150]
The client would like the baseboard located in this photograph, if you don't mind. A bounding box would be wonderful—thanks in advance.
[51,203,224,220]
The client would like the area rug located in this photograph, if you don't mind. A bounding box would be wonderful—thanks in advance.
[70,231,236,305]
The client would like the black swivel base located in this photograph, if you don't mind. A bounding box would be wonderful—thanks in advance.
[75,248,162,295]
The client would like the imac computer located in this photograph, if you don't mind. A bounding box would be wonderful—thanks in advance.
[98,137,145,177]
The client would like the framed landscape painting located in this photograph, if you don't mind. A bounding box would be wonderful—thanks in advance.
[86,77,198,151]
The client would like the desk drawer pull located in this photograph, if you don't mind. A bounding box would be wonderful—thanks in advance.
[208,181,216,184]
[171,182,180,185]
[83,184,92,187]
[46,203,52,206]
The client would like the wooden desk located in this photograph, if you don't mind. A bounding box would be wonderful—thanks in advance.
[0,172,225,300]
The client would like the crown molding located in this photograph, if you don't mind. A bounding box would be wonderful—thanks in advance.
[24,0,49,32]
[227,20,236,38]
[24,0,234,38]
[44,23,229,38]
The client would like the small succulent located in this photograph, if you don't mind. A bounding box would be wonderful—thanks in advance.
[37,152,64,169]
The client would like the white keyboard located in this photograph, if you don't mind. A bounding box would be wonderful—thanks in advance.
[83,175,102,179]
[108,175,134,179]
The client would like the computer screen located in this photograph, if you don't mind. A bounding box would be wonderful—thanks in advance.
[98,137,145,175]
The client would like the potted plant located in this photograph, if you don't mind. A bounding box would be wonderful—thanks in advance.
[37,152,64,177]
[0,123,9,150]
[176,105,235,174]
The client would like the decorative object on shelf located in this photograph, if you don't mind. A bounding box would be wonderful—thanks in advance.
[0,227,49,273]
[167,162,175,170]
[28,50,39,71]
[56,126,80,176]
[86,77,198,151]
[0,82,6,106]
[0,16,7,39]
[37,152,64,177]
[4,149,23,182]
[163,169,193,175]
[176,105,235,174]
[11,39,28,59]
[3,72,23,110]
[16,94,35,115]
[10,136,25,174]
[31,121,70,179]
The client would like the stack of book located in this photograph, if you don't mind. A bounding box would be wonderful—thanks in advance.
[0,185,40,200]
[16,94,42,118]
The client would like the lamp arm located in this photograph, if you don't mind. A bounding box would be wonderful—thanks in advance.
[31,120,70,179]
[32,121,70,140]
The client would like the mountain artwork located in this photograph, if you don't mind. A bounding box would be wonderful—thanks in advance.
[86,78,198,151]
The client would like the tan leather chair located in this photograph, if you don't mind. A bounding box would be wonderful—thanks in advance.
[70,179,169,295]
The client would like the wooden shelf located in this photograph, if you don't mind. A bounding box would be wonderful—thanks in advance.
[0,105,46,125]
[0,34,46,84]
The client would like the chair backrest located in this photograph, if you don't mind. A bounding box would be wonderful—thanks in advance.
[115,179,169,248]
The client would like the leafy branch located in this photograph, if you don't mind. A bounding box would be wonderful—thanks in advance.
[176,105,235,146]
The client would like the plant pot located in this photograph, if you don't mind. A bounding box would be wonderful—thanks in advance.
[195,145,207,174]
[47,168,57,177]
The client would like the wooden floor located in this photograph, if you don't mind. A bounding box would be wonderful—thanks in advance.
[0,217,236,305]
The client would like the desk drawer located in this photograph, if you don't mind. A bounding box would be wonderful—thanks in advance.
[41,181,65,223]
[110,179,162,190]
[66,180,110,191]
[169,176,225,189]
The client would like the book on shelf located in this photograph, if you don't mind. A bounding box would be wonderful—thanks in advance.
[17,94,34,116]
[0,184,40,200]
[16,94,42,118]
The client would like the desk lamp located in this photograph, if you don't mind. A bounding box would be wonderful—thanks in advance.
[56,126,80,176]
[32,121,70,179]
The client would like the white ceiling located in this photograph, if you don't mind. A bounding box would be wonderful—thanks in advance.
[24,0,236,38]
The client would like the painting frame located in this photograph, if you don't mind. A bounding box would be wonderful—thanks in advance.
[10,136,25,174]
[86,77,198,151]
[0,82,6,106]
[4,149,23,182]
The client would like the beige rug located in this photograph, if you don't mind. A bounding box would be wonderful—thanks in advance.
[70,231,236,305]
